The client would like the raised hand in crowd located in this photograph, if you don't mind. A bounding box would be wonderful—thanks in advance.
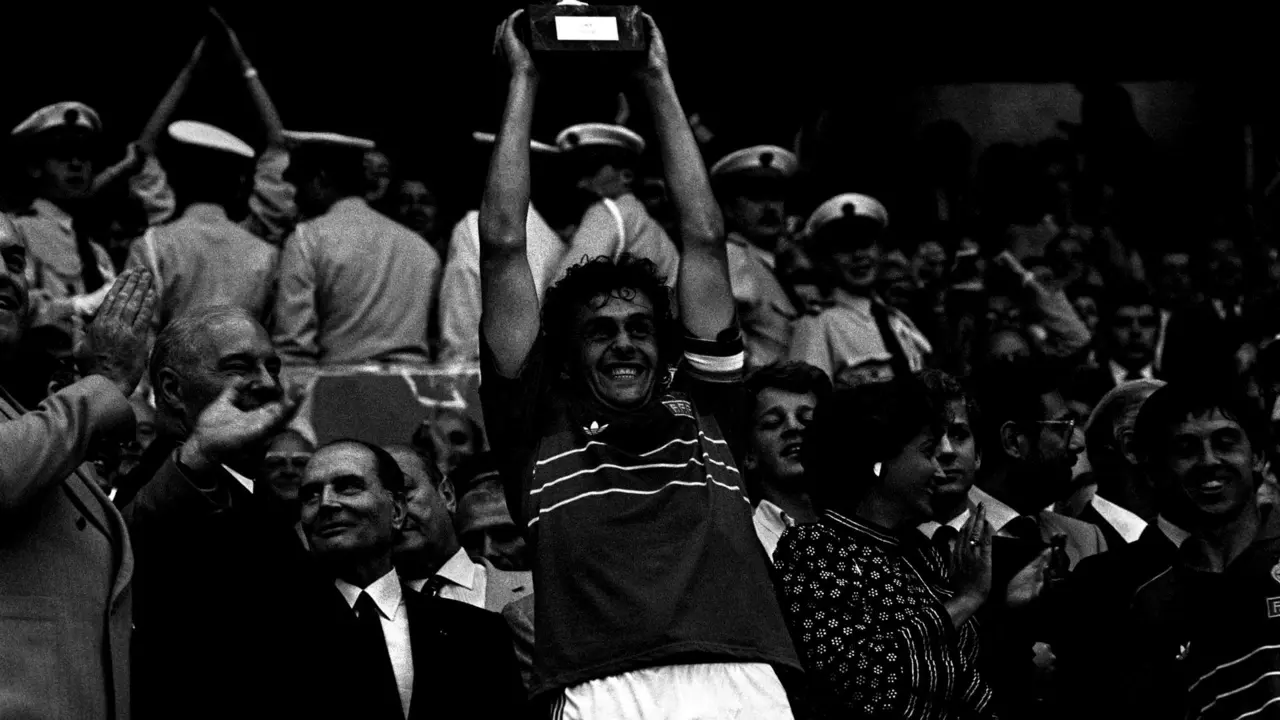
[176,377,303,474]
[86,268,156,398]
[947,502,994,625]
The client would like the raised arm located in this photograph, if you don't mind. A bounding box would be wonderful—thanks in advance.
[211,8,284,148]
[138,35,207,156]
[478,11,541,378]
[636,14,733,340]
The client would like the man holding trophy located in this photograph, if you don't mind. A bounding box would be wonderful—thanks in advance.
[479,5,802,719]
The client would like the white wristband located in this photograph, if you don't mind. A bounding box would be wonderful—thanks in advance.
[243,67,259,79]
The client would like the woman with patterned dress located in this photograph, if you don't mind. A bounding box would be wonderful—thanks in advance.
[775,377,998,719]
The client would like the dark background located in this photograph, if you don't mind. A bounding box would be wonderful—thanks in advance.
[0,3,1267,223]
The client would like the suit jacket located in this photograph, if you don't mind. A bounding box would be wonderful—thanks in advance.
[1047,524,1177,720]
[483,557,533,613]
[502,592,538,696]
[123,453,295,720]
[1,377,135,720]
[285,574,529,720]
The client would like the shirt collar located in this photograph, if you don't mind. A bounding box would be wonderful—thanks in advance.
[1157,515,1190,548]
[183,203,230,223]
[823,509,901,548]
[727,232,777,269]
[331,196,370,214]
[755,499,795,531]
[31,198,73,233]
[435,547,478,590]
[335,567,403,620]
[831,288,873,315]
[1108,359,1154,386]
[222,464,254,494]
[969,485,1020,531]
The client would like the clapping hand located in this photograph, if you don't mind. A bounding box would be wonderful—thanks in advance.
[952,503,994,603]
[179,377,305,472]
[87,269,157,399]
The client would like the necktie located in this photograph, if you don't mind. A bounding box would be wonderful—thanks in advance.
[932,525,959,555]
[1003,515,1042,542]
[869,299,913,381]
[424,575,448,598]
[353,591,400,717]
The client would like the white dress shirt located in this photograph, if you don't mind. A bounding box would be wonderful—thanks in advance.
[222,464,254,494]
[752,500,795,563]
[408,547,488,610]
[1108,359,1155,387]
[335,568,414,718]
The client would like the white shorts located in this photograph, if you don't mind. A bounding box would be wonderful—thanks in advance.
[552,662,794,720]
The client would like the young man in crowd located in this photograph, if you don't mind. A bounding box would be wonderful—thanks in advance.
[789,192,932,382]
[273,130,439,366]
[743,361,828,561]
[710,145,801,370]
[479,11,800,717]
[1105,382,1278,719]
[388,444,532,612]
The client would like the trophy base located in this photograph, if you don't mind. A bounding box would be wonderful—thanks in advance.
[528,4,647,53]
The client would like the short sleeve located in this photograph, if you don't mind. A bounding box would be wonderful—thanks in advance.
[478,334,550,527]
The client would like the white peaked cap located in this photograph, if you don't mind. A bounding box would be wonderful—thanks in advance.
[168,120,255,158]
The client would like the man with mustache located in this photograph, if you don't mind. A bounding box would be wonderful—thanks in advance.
[1108,382,1280,719]
[710,145,801,370]
[2,248,155,720]
[121,305,303,720]
[743,361,829,562]
[479,12,800,717]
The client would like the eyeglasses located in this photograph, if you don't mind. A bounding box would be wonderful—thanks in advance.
[1032,418,1077,441]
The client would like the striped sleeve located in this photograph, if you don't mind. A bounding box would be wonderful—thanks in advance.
[681,327,746,384]
[1189,644,1280,720]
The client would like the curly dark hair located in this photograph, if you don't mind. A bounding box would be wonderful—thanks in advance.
[539,253,681,387]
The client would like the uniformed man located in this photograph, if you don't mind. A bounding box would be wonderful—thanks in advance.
[548,122,680,288]
[272,131,439,366]
[126,122,279,330]
[9,102,120,343]
[710,145,800,370]
[788,193,932,381]
[436,131,565,366]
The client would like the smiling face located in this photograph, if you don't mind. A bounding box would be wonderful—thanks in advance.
[300,443,406,561]
[1159,410,1255,523]
[878,429,946,524]
[570,289,661,410]
[0,216,31,353]
[747,389,817,487]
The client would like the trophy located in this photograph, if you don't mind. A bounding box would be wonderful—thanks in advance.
[527,1,647,53]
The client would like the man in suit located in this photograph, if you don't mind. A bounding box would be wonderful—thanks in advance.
[388,444,532,612]
[122,305,305,720]
[1,228,157,720]
[1073,379,1165,530]
[298,440,526,719]
[1074,286,1161,405]
[963,361,1108,718]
